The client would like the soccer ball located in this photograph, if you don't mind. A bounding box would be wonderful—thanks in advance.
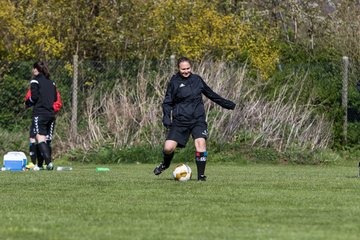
[172,163,192,181]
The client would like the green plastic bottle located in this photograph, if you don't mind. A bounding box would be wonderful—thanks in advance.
[96,167,110,172]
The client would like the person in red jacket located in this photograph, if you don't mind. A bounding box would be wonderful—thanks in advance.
[25,72,62,170]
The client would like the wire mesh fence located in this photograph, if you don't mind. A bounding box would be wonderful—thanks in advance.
[0,56,359,155]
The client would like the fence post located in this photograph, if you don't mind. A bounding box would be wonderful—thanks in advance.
[71,54,78,143]
[342,56,348,144]
[170,54,176,73]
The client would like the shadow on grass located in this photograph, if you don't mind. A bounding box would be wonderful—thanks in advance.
[153,177,202,182]
[345,175,360,179]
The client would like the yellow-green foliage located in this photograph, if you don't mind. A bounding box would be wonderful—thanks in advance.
[1,1,64,60]
[152,0,279,79]
[1,0,279,78]
[170,5,250,60]
[0,1,23,59]
[246,29,280,80]
[17,23,65,59]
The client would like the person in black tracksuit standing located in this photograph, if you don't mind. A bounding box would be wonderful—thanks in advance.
[25,61,57,170]
[153,57,236,181]
[26,86,62,170]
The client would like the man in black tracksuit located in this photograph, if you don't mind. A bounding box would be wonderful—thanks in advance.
[153,57,236,181]
[26,84,62,170]
[25,61,57,170]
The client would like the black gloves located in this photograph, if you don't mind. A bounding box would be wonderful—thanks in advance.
[25,99,33,108]
[162,117,172,129]
[226,100,236,110]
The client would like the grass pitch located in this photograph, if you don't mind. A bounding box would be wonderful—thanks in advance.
[0,162,359,240]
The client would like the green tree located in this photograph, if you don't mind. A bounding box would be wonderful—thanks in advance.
[151,0,280,79]
[0,0,24,60]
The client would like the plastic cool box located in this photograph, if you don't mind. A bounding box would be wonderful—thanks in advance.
[3,152,27,171]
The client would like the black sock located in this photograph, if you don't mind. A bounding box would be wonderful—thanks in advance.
[36,144,44,167]
[46,140,52,156]
[162,150,174,168]
[38,142,52,165]
[41,140,52,167]
[195,152,207,179]
[29,142,37,165]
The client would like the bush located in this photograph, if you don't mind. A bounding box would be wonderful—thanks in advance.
[63,144,163,164]
[58,140,344,166]
[0,128,28,157]
[0,75,29,130]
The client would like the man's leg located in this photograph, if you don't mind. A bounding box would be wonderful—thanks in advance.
[36,144,44,168]
[194,138,207,181]
[46,120,55,158]
[38,119,55,169]
[154,140,177,175]
[36,134,53,170]
[29,121,38,165]
[29,138,37,165]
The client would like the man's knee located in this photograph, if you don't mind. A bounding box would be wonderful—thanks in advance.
[36,134,46,143]
[164,140,177,153]
[194,138,206,152]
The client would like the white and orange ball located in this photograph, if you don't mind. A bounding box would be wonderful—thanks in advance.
[172,163,192,181]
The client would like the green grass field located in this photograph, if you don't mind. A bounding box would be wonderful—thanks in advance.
[1,162,360,240]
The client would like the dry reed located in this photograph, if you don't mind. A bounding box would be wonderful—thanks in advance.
[55,59,332,154]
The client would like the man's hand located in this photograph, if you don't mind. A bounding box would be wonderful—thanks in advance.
[162,117,172,129]
[25,99,33,108]
[226,100,236,110]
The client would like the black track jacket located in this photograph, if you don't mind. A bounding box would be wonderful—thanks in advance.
[27,73,57,117]
[162,72,236,127]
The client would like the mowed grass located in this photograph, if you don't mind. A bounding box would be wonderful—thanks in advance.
[0,162,360,240]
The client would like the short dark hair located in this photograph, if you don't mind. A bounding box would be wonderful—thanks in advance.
[177,57,192,67]
[33,61,50,79]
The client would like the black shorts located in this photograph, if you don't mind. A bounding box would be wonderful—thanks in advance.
[166,121,208,148]
[30,116,55,139]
